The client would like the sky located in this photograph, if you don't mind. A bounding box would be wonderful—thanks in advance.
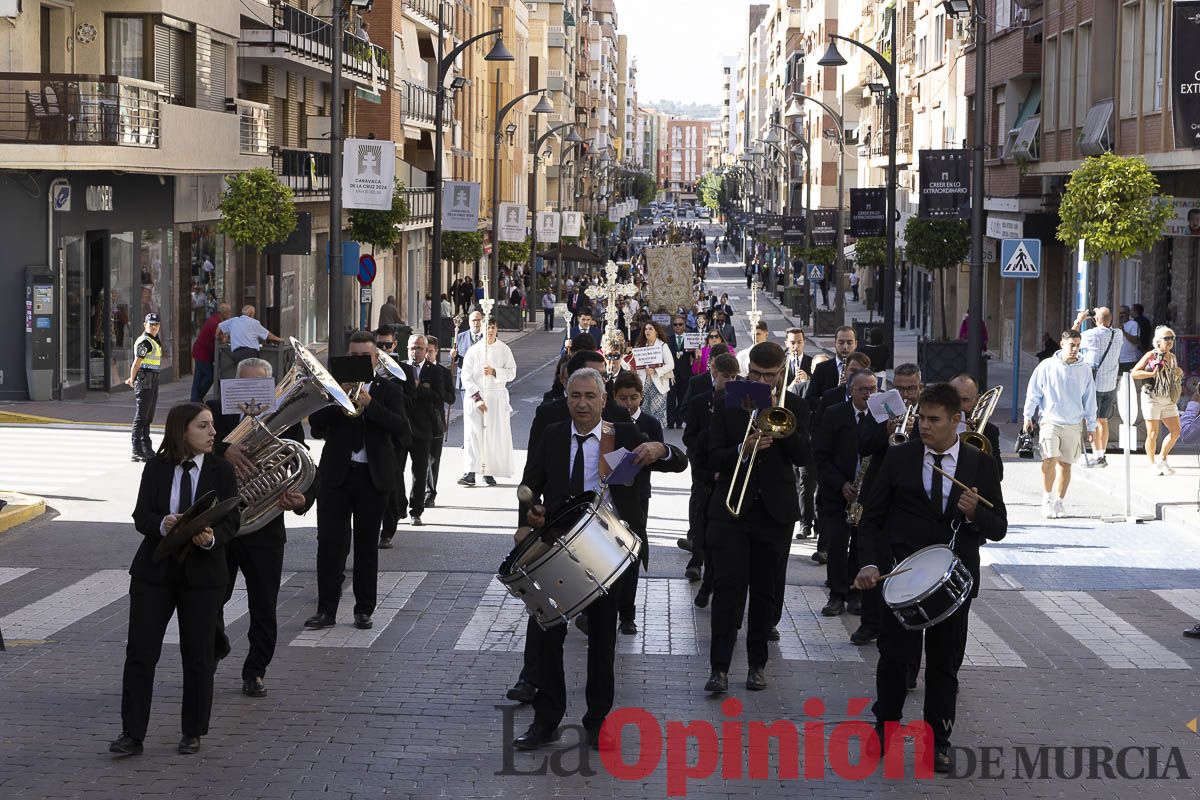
[617,0,755,108]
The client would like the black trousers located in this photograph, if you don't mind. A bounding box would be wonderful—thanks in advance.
[687,482,714,592]
[131,371,159,454]
[528,568,634,732]
[397,437,431,518]
[707,504,790,671]
[875,596,971,748]
[221,519,285,680]
[618,564,639,623]
[121,574,223,740]
[667,382,687,427]
[381,447,410,538]
[542,308,554,331]
[427,434,445,499]
[795,463,816,529]
[821,503,852,599]
[316,464,385,616]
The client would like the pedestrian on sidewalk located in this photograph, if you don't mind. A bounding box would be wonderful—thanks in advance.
[190,303,231,403]
[541,288,556,332]
[1130,326,1184,475]
[218,305,282,365]
[1022,329,1098,519]
[849,270,860,301]
[126,313,164,461]
[1117,307,1143,373]
[1075,307,1123,466]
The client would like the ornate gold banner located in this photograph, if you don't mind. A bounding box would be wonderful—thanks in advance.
[643,245,694,315]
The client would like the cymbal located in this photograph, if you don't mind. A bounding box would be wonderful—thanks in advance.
[153,492,241,563]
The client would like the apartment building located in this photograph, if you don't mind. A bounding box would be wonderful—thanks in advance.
[667,118,716,200]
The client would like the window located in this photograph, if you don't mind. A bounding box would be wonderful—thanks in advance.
[933,11,945,64]
[917,35,927,72]
[995,0,1012,31]
[1144,0,1164,112]
[1044,37,1057,129]
[1076,25,1091,122]
[1120,2,1138,116]
[1058,30,1073,128]
[106,17,145,79]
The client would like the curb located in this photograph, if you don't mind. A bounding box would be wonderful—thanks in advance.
[0,492,47,534]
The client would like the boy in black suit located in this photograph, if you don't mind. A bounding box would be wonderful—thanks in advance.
[855,383,1007,773]
[423,336,455,507]
[395,333,451,528]
[305,331,409,631]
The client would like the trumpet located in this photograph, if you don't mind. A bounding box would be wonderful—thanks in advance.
[960,385,1003,454]
[340,382,368,417]
[725,374,798,518]
[888,404,918,445]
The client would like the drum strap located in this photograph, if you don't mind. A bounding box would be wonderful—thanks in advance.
[948,518,961,553]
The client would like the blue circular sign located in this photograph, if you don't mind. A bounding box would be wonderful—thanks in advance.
[358,254,377,286]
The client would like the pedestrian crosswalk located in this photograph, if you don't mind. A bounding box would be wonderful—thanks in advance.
[1,567,1197,671]
[0,427,132,496]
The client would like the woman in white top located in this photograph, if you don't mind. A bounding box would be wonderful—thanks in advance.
[1130,325,1184,474]
[622,320,674,425]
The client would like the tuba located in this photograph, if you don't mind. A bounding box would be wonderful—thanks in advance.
[725,371,798,518]
[960,385,1003,454]
[226,338,357,534]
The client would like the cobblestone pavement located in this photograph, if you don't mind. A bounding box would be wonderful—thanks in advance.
[2,232,1200,799]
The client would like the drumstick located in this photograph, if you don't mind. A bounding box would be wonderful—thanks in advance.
[931,465,995,509]
[878,567,911,580]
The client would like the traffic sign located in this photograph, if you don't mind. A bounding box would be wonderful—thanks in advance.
[360,285,373,304]
[1000,238,1041,278]
[357,254,377,286]
[808,264,825,282]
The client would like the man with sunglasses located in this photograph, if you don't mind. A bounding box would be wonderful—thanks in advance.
[666,315,695,429]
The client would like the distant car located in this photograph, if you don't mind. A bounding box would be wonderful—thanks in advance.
[698,207,712,219]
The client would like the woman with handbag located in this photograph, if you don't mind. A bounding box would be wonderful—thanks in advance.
[622,321,674,425]
[1130,325,1184,474]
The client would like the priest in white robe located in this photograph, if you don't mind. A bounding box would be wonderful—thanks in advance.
[459,318,516,485]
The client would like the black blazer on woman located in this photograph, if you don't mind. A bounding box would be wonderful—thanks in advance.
[130,455,240,589]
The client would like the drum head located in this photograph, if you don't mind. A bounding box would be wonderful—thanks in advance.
[883,546,958,604]
[499,494,595,576]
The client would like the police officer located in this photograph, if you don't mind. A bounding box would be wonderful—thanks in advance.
[126,313,163,461]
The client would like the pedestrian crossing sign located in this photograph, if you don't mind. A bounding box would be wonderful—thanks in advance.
[1000,238,1041,279]
[809,264,825,281]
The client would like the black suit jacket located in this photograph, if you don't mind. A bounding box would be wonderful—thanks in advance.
[634,412,664,445]
[783,352,813,395]
[683,390,718,485]
[706,390,811,526]
[667,334,695,389]
[981,421,1004,480]
[130,454,240,588]
[681,372,714,410]
[858,440,1007,597]
[309,378,408,492]
[815,384,851,427]
[406,361,452,439]
[527,395,632,446]
[561,323,603,354]
[520,421,687,565]
[804,358,841,410]
[814,401,867,510]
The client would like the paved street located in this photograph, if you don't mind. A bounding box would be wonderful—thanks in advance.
[2,238,1200,799]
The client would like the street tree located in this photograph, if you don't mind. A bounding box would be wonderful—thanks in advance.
[218,168,298,253]
[904,217,969,340]
[348,183,410,252]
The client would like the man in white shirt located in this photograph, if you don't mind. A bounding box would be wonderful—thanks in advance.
[737,321,770,376]
[218,305,282,364]
[1117,306,1144,372]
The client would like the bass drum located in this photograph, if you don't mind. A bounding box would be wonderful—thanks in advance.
[882,545,973,631]
[498,494,642,629]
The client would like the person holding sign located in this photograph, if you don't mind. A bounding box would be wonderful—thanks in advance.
[460,319,516,484]
[621,321,674,426]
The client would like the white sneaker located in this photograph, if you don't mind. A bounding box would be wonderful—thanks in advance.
[1052,498,1065,519]
[1041,498,1055,519]
[1162,460,1176,476]
[1154,461,1165,475]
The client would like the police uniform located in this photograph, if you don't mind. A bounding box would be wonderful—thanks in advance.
[131,314,163,460]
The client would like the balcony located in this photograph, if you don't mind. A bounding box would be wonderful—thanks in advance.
[403,0,453,35]
[274,147,331,199]
[399,187,435,229]
[240,3,391,89]
[0,73,161,147]
[400,81,452,130]
[233,98,271,155]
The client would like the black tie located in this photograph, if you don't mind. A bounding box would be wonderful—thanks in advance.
[856,410,866,426]
[930,452,946,515]
[178,460,196,514]
[571,434,591,496]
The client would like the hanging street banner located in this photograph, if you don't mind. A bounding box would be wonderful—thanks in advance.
[918,149,971,219]
[810,210,838,247]
[498,202,527,242]
[342,138,396,210]
[850,188,887,237]
[644,244,695,314]
[1172,2,1200,148]
[562,210,583,237]
[781,215,807,245]
[442,181,480,231]
[535,211,561,243]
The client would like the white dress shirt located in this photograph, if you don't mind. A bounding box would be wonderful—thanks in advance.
[923,439,961,515]
[161,454,215,549]
[569,420,604,493]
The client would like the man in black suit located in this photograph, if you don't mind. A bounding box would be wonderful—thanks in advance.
[206,358,310,698]
[423,336,455,507]
[392,334,450,529]
[679,343,730,411]
[804,325,859,411]
[666,314,695,429]
[305,330,409,631]
[814,371,877,617]
[855,383,1007,773]
[950,374,1004,479]
[704,342,811,693]
[561,310,602,356]
[510,368,687,750]
[783,328,815,540]
[375,328,415,546]
[813,352,872,426]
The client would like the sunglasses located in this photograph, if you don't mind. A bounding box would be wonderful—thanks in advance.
[673,322,685,327]
[1162,336,1176,340]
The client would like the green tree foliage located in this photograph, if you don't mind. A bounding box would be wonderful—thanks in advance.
[698,172,723,212]
[853,236,887,270]
[218,168,298,251]
[498,237,530,266]
[801,245,837,267]
[904,217,969,339]
[1057,153,1173,262]
[630,172,657,205]
[348,183,410,251]
[440,231,483,264]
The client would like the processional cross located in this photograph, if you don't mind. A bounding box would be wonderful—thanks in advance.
[585,260,639,343]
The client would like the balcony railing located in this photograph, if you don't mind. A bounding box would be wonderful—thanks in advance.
[401,187,434,225]
[403,0,454,34]
[241,4,390,85]
[0,73,161,146]
[273,147,331,197]
[233,98,271,155]
[401,81,452,126]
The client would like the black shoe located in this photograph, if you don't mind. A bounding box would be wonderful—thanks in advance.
[746,667,767,691]
[177,736,201,755]
[424,494,436,508]
[933,746,953,774]
[457,473,475,486]
[811,550,828,565]
[513,724,561,751]
[378,537,393,549]
[574,614,590,635]
[766,626,781,642]
[586,726,616,751]
[694,588,711,608]
[303,612,336,629]
[821,597,845,616]
[846,595,862,615]
[1184,624,1200,639]
[619,620,637,635]
[850,624,879,645]
[704,670,729,693]
[506,680,536,704]
[676,538,694,553]
[484,476,497,486]
[410,516,423,526]
[353,613,373,629]
[108,733,143,756]
[684,566,702,582]
[242,676,267,697]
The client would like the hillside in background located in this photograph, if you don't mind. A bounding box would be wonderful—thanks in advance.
[644,99,721,119]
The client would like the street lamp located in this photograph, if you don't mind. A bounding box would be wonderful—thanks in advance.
[527,123,581,294]
[944,0,987,385]
[490,83,554,298]
[429,3,512,347]
[818,27,898,367]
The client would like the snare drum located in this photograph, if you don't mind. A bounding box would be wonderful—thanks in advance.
[882,545,973,631]
[499,496,642,629]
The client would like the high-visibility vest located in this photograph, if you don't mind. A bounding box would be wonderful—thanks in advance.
[135,333,162,370]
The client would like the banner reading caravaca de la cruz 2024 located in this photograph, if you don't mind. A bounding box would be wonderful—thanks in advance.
[917,149,971,220]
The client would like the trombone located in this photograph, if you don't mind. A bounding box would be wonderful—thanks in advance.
[888,404,918,445]
[960,385,1003,454]
[725,370,798,518]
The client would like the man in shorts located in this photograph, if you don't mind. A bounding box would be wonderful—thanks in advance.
[1075,307,1123,466]
[1022,329,1098,519]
